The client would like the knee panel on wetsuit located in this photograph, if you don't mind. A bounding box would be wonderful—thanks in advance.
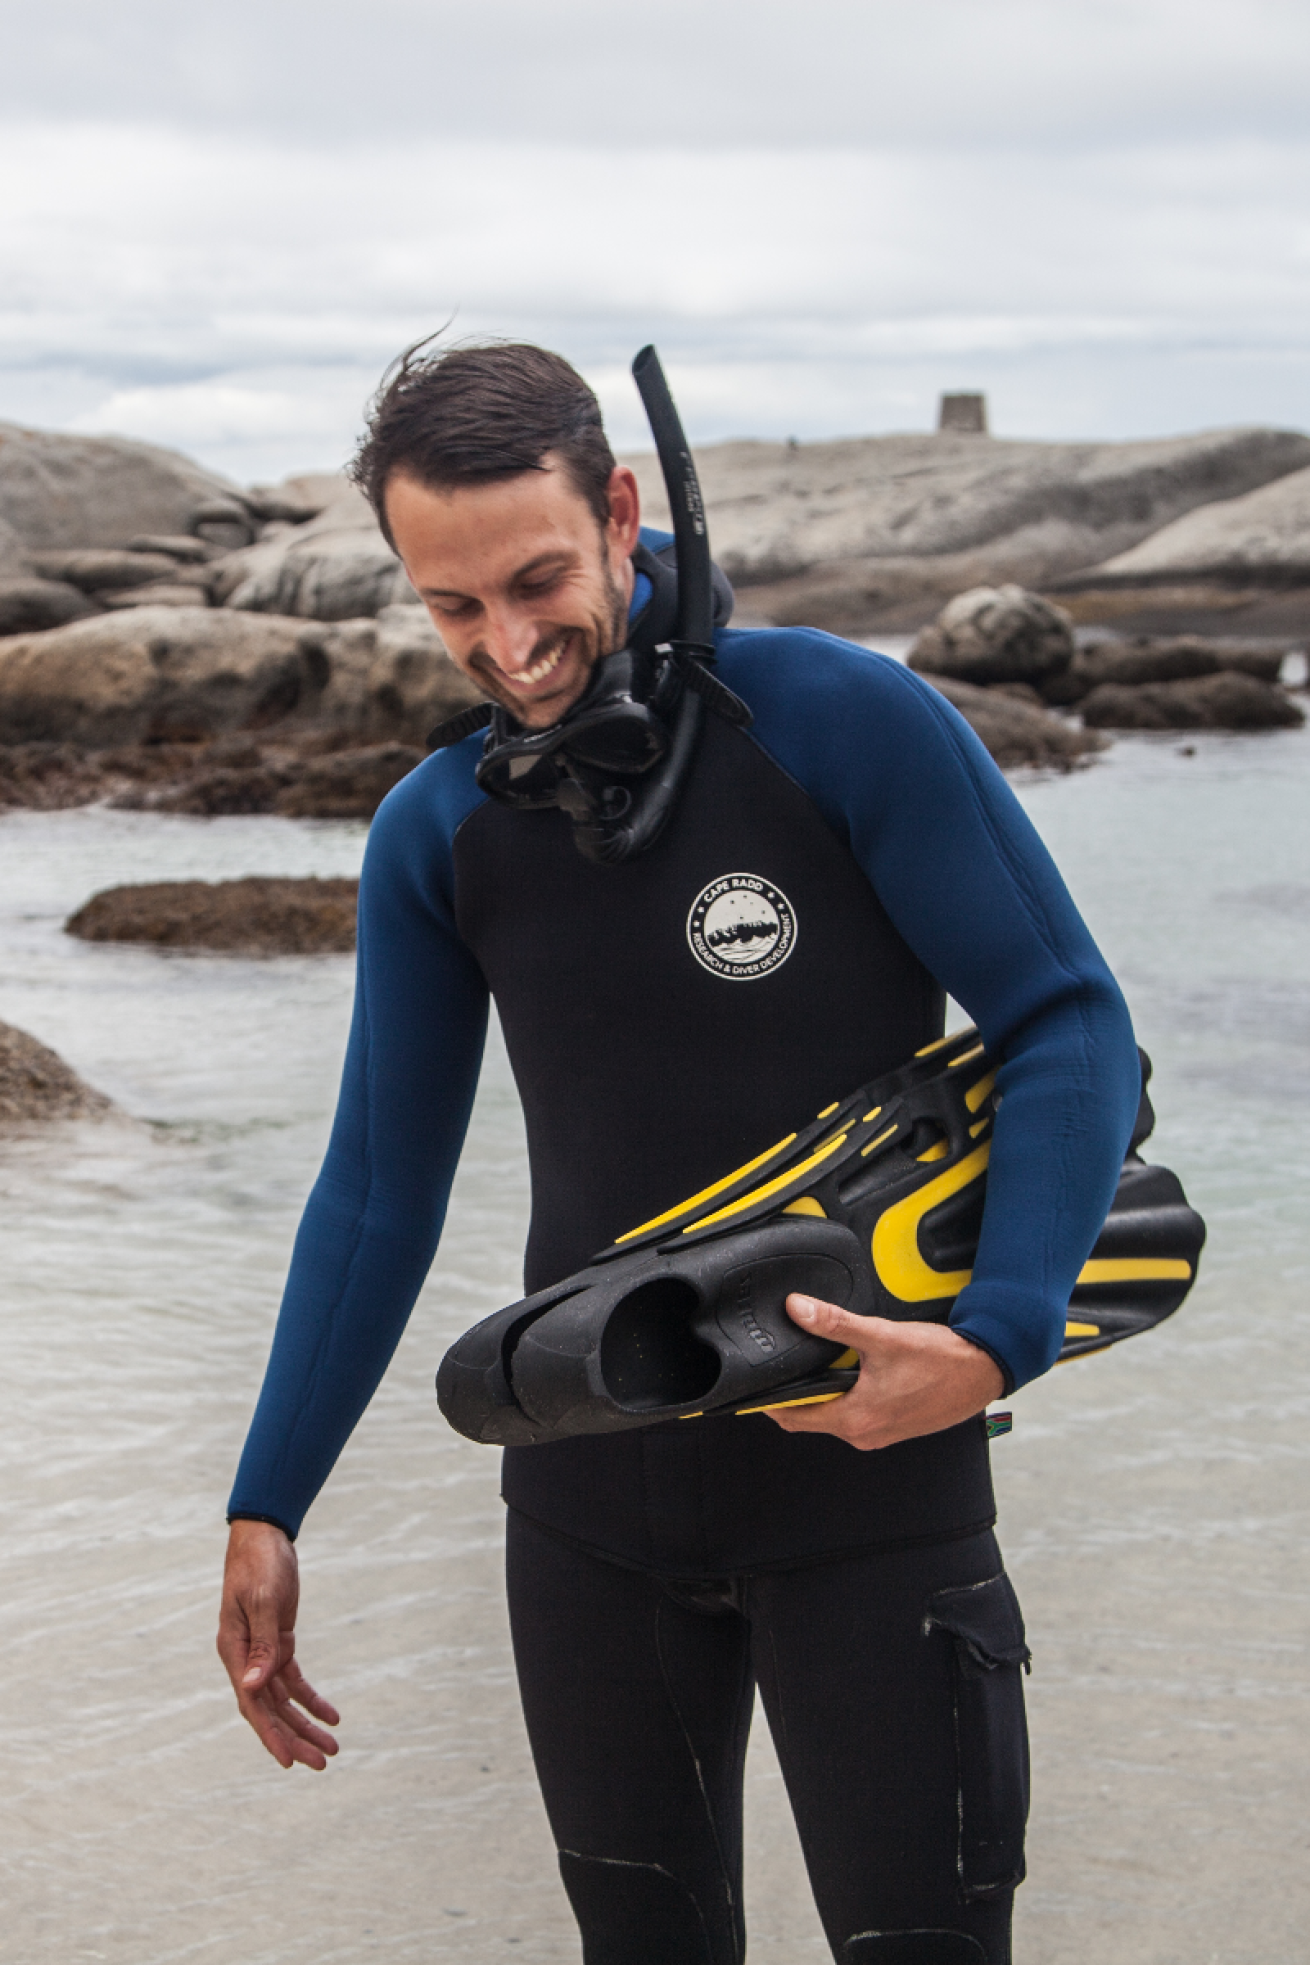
[843,1933,987,1964]
[558,1850,723,1965]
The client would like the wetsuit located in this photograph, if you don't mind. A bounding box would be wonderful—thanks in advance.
[229,537,1140,1963]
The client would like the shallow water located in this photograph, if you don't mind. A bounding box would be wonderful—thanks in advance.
[1,726,1308,1963]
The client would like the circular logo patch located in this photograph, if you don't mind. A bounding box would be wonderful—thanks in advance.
[686,874,797,981]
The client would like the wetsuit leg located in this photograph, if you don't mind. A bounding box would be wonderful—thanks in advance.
[506,1509,755,1965]
[747,1531,1027,1965]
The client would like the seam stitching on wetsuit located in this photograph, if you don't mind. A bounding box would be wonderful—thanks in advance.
[654,1596,745,1959]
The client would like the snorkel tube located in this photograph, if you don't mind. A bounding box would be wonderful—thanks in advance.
[430,346,747,867]
[631,344,713,662]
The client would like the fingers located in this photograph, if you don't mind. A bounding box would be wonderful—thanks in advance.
[281,1655,341,1728]
[785,1292,867,1347]
[768,1314,1005,1451]
[239,1680,338,1771]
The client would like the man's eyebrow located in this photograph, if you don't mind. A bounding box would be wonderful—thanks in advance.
[420,549,578,601]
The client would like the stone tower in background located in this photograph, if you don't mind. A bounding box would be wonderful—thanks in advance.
[938,392,988,434]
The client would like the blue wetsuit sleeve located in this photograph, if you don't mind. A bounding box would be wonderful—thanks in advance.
[227,754,489,1537]
[719,630,1141,1391]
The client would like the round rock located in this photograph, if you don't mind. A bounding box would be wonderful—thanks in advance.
[909,585,1075,685]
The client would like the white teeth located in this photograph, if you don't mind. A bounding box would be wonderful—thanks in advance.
[518,641,565,686]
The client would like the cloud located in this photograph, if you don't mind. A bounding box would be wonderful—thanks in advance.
[3,0,1309,149]
[0,4,1308,479]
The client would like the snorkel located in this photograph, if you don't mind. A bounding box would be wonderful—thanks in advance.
[428,346,749,866]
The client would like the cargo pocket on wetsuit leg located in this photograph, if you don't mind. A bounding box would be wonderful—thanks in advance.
[923,1572,1031,1901]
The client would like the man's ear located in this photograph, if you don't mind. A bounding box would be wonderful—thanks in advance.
[605,465,642,559]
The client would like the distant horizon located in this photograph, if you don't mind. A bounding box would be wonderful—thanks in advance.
[8,406,1310,498]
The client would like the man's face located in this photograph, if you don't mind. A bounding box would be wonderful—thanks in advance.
[386,457,642,729]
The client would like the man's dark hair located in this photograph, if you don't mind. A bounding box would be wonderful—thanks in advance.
[351,339,617,548]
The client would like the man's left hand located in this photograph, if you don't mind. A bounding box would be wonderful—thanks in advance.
[767,1295,1004,1450]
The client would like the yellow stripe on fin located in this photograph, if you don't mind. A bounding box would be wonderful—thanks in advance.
[735,1391,845,1415]
[816,1101,840,1118]
[687,1132,851,1231]
[1064,1321,1100,1339]
[965,1071,997,1113]
[783,1197,827,1218]
[948,1043,986,1069]
[615,1132,798,1242]
[1076,1256,1192,1284]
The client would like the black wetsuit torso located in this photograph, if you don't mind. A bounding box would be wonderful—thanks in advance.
[457,710,994,1574]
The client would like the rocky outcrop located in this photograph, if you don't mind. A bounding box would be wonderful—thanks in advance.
[214,478,412,620]
[0,1019,111,1123]
[0,577,99,636]
[0,602,477,749]
[0,607,314,747]
[65,877,359,955]
[0,424,256,552]
[1078,672,1305,732]
[1077,464,1310,589]
[921,675,1107,769]
[626,426,1310,631]
[28,547,197,592]
[908,586,1075,685]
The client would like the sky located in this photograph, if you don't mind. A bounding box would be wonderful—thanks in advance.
[2,0,1309,485]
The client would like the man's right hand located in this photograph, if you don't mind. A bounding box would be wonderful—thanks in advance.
[216,1519,340,1770]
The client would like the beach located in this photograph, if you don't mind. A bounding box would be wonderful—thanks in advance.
[2,723,1309,1963]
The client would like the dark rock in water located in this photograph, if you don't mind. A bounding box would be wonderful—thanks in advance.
[135,765,293,816]
[273,742,425,818]
[1079,671,1305,731]
[110,739,424,819]
[923,675,1107,769]
[909,586,1075,685]
[0,576,100,635]
[1042,635,1289,704]
[0,1019,110,1122]
[65,877,359,955]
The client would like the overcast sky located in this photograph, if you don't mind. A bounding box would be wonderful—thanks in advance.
[2,0,1308,483]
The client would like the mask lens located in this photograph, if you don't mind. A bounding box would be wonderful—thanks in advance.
[476,744,565,807]
[564,705,669,774]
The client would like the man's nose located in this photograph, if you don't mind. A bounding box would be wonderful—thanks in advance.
[482,605,540,675]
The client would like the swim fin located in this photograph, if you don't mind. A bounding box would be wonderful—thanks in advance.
[436,1029,1205,1448]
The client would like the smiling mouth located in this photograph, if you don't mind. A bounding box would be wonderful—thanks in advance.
[508,638,569,689]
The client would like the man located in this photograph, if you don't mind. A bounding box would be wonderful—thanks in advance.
[218,341,1139,1965]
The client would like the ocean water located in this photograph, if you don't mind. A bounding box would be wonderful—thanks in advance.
[1,724,1308,1963]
